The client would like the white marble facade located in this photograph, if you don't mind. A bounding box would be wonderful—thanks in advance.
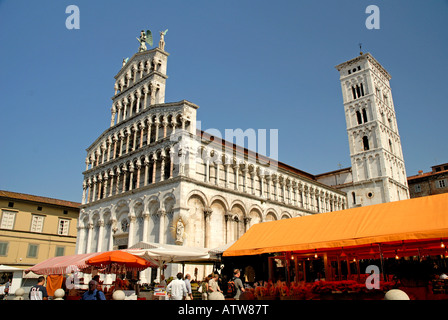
[76,37,348,281]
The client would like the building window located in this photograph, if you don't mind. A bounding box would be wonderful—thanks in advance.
[414,184,421,193]
[352,83,365,100]
[362,108,368,122]
[58,219,70,235]
[0,242,8,256]
[1,210,16,230]
[30,215,45,233]
[356,111,362,125]
[436,179,447,188]
[8,202,14,208]
[37,206,43,211]
[352,192,356,204]
[362,136,370,151]
[55,246,65,257]
[27,244,39,258]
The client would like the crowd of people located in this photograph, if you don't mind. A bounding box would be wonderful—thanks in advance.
[165,269,245,300]
[2,268,247,301]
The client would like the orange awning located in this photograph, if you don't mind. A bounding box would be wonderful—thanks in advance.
[86,250,157,271]
[223,193,448,257]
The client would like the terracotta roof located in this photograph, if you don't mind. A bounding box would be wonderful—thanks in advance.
[0,190,81,209]
[408,169,448,181]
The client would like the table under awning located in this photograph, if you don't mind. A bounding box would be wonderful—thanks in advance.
[223,193,448,258]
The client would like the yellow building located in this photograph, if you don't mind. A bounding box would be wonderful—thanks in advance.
[0,190,80,270]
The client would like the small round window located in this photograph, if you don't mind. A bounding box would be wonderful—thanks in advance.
[367,192,374,199]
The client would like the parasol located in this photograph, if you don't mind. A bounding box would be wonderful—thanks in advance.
[85,250,156,273]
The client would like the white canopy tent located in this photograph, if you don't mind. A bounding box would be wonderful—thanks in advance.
[126,241,234,280]
[0,265,25,295]
[127,242,211,267]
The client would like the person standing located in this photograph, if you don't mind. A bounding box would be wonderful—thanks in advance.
[200,276,209,300]
[184,274,193,300]
[81,280,106,300]
[29,276,48,300]
[208,273,222,296]
[233,269,245,300]
[166,273,187,300]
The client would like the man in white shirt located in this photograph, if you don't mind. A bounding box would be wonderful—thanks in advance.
[167,273,187,300]
[184,274,193,300]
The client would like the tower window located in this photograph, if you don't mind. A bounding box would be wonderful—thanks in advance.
[352,83,365,100]
[352,192,356,204]
[362,108,368,122]
[389,139,393,153]
[362,136,370,151]
[356,111,362,125]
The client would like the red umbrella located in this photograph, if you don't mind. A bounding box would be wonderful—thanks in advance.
[86,250,156,273]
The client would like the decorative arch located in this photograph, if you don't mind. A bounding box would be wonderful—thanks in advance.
[230,199,248,217]
[209,195,230,212]
[265,209,278,221]
[184,189,209,208]
[281,212,292,219]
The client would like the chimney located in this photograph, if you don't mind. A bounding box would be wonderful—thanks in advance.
[418,170,423,175]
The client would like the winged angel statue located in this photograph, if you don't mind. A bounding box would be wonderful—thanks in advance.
[137,29,153,52]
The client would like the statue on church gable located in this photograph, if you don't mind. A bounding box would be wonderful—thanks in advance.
[122,57,129,68]
[159,29,168,51]
[137,29,153,52]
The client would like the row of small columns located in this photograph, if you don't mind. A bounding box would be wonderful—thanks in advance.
[202,158,345,213]
[110,84,161,127]
[78,206,251,253]
[114,58,162,95]
[83,152,176,204]
[87,117,188,171]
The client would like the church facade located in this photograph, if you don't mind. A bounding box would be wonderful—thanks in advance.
[76,33,407,280]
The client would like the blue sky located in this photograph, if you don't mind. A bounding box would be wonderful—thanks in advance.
[0,0,447,202]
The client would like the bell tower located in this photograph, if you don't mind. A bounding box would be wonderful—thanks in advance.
[335,52,409,208]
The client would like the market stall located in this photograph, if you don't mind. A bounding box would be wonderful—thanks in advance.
[223,193,448,300]
[25,250,157,300]
[85,250,157,300]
